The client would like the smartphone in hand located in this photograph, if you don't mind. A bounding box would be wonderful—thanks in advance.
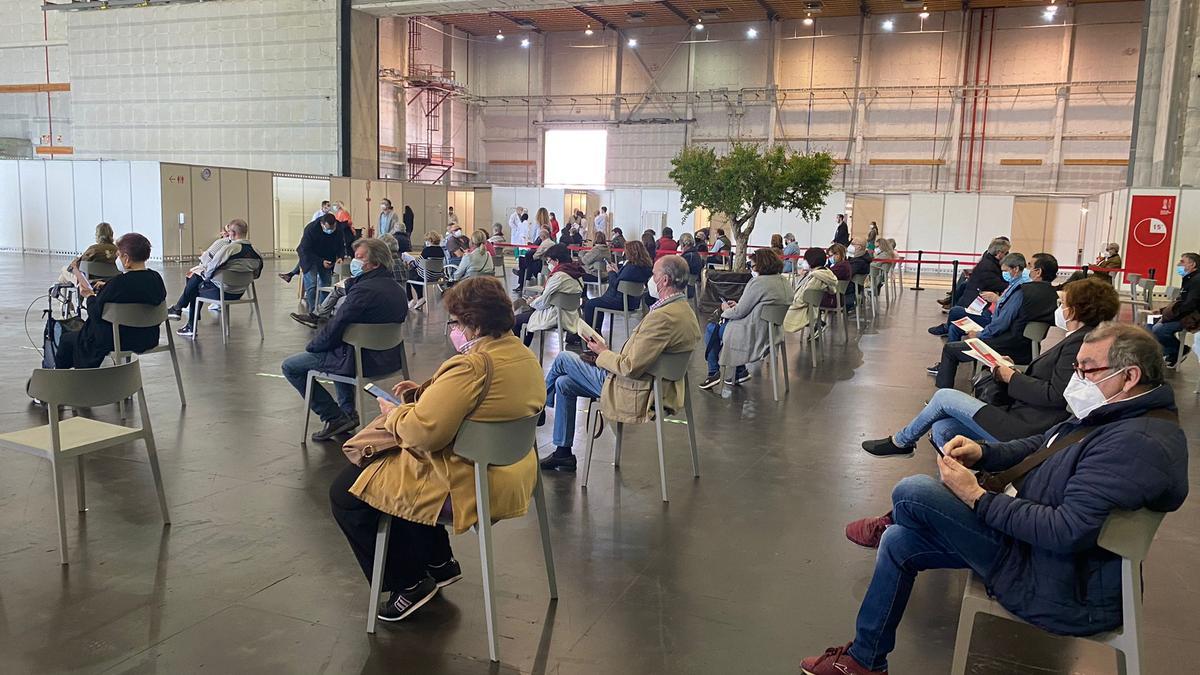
[363,383,401,405]
[928,437,946,458]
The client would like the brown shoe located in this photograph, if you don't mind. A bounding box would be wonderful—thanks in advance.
[800,643,887,675]
[845,512,894,549]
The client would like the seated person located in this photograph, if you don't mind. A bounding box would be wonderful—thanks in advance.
[281,239,408,441]
[513,244,583,346]
[944,252,1034,343]
[656,227,678,256]
[859,277,1121,460]
[641,230,658,261]
[700,249,791,389]
[540,255,702,471]
[444,234,466,267]
[581,231,612,288]
[559,224,583,248]
[45,233,166,370]
[298,213,345,313]
[781,233,800,274]
[449,230,494,282]
[707,229,731,267]
[677,233,704,297]
[168,219,263,337]
[1060,242,1123,288]
[486,223,505,252]
[58,221,119,287]
[799,323,1188,675]
[1151,252,1200,367]
[610,227,626,250]
[579,240,655,337]
[931,238,1010,335]
[783,248,840,336]
[291,236,404,329]
[930,253,1058,389]
[403,231,446,310]
[868,238,898,293]
[846,237,874,307]
[329,276,544,623]
[824,243,852,309]
[380,233,408,284]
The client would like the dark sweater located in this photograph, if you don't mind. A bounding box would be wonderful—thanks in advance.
[298,220,344,272]
[77,269,167,368]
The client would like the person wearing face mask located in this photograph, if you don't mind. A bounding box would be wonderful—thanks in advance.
[540,255,702,472]
[512,244,584,346]
[167,219,264,338]
[930,253,1059,388]
[823,243,853,309]
[845,237,874,310]
[378,198,398,238]
[931,238,1011,336]
[781,233,800,274]
[801,322,1188,675]
[329,276,544,623]
[783,247,840,335]
[296,213,345,313]
[1150,251,1200,367]
[45,233,167,370]
[281,238,408,441]
[577,239,655,340]
[698,249,791,390]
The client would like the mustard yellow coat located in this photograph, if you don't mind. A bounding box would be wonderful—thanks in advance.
[349,334,545,534]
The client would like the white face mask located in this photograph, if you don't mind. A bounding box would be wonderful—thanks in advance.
[647,276,662,300]
[800,260,812,271]
[750,270,759,278]
[847,245,858,256]
[1054,306,1070,331]
[1063,368,1127,420]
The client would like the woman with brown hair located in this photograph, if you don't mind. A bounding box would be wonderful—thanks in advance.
[330,276,544,623]
[699,249,792,389]
[581,239,654,332]
[640,229,658,260]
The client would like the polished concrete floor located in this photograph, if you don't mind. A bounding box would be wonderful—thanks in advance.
[0,253,1196,675]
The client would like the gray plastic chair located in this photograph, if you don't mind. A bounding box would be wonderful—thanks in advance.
[582,260,609,297]
[950,508,1166,675]
[408,257,445,305]
[194,270,264,345]
[1023,320,1052,361]
[582,350,699,502]
[759,303,790,400]
[301,322,410,443]
[1136,277,1156,305]
[103,301,186,408]
[364,414,557,665]
[490,252,506,279]
[817,280,852,342]
[317,261,353,299]
[0,360,169,565]
[520,292,582,364]
[800,287,827,367]
[593,280,647,348]
[850,272,875,323]
[80,260,120,280]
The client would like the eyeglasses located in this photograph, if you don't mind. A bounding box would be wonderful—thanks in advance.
[446,319,460,327]
[1072,362,1115,379]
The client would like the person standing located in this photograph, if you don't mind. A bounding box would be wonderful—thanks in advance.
[549,211,560,239]
[593,206,609,235]
[378,199,398,238]
[312,200,331,223]
[402,205,415,235]
[447,205,458,228]
[832,214,850,247]
[299,214,344,312]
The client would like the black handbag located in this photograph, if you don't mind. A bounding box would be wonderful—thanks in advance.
[971,370,1012,407]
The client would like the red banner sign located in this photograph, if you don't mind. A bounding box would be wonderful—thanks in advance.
[1124,195,1176,279]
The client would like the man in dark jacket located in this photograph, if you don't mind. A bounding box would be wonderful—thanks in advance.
[931,253,1058,388]
[931,238,1011,336]
[832,214,850,247]
[800,322,1188,675]
[168,218,264,337]
[298,214,345,313]
[1151,251,1200,366]
[281,238,408,441]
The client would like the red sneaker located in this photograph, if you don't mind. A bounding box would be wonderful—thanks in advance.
[800,643,887,675]
[845,512,894,549]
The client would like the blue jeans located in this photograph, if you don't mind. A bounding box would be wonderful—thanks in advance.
[703,322,748,378]
[544,351,607,449]
[303,267,332,312]
[894,388,995,449]
[946,305,993,342]
[1151,319,1184,361]
[281,351,356,422]
[173,275,242,330]
[849,475,1006,671]
[584,293,638,331]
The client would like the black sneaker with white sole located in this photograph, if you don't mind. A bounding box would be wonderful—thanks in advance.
[426,559,463,588]
[723,370,752,386]
[176,325,196,339]
[167,307,183,321]
[311,414,357,441]
[925,363,940,376]
[699,374,722,390]
[377,576,438,622]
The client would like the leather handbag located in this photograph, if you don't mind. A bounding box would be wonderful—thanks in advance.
[341,352,495,467]
[971,370,1012,407]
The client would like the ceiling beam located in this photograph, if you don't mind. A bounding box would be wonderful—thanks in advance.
[754,0,779,21]
[573,5,613,31]
[491,11,541,33]
[659,1,690,24]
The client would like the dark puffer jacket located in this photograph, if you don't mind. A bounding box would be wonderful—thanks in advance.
[306,266,408,377]
[974,384,1188,636]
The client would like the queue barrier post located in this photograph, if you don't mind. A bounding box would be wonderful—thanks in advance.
[1082,264,1090,277]
[950,259,960,291]
[910,250,926,291]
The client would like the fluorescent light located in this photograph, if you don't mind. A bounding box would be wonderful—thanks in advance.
[803,16,814,26]
[585,23,593,36]
[882,19,894,31]
[746,27,758,38]
[520,37,530,47]
[919,11,929,19]
[496,30,504,41]
[627,38,637,47]
[695,21,704,30]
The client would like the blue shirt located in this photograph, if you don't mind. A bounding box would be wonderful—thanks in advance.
[979,277,1028,340]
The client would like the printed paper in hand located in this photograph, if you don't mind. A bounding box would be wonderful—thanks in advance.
[963,338,1014,369]
[952,316,985,333]
[966,296,988,316]
[576,321,606,346]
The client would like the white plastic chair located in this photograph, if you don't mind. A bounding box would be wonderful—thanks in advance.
[950,508,1166,675]
[364,414,557,665]
[520,292,581,364]
[593,280,647,348]
[104,301,186,408]
[0,360,170,565]
[581,350,699,502]
[817,279,852,342]
[301,322,410,442]
[194,270,264,345]
[317,261,352,300]
[1023,320,1052,361]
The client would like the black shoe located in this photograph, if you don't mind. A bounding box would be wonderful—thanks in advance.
[167,306,183,321]
[565,334,583,346]
[427,559,463,588]
[311,415,357,441]
[862,437,915,459]
[279,272,294,283]
[539,452,577,472]
[290,312,319,328]
[925,363,940,376]
[377,576,438,622]
[928,324,949,336]
[537,409,546,427]
[699,374,722,390]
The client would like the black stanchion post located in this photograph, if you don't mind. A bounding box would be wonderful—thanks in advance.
[1082,264,1090,277]
[910,250,926,291]
[950,259,960,293]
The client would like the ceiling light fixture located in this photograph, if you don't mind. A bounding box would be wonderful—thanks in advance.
[496,29,504,41]
[803,14,814,25]
[882,19,894,31]
[521,37,530,47]
[695,20,704,30]
[585,23,593,36]
[746,27,758,38]
[627,38,637,47]
[919,11,929,19]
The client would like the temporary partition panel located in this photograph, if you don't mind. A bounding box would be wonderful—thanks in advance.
[72,162,104,254]
[190,166,222,255]
[46,162,78,254]
[1172,190,1200,288]
[247,171,275,254]
[975,195,1014,251]
[219,169,250,232]
[422,183,448,234]
[938,194,979,257]
[19,160,48,252]
[130,162,164,256]
[882,194,911,255]
[160,164,193,260]
[274,176,307,252]
[0,162,21,250]
[613,189,642,233]
[472,187,491,230]
[851,195,884,239]
[100,161,134,238]
[666,189,694,234]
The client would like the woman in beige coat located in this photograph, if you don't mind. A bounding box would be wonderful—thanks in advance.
[783,247,841,334]
[330,276,545,623]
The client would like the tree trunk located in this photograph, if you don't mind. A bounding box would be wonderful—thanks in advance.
[733,211,758,270]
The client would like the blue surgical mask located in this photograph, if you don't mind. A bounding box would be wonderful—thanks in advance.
[827,257,835,266]
[322,226,335,234]
[350,259,365,277]
[1021,269,1031,283]
[1178,265,1188,277]
[1002,271,1012,283]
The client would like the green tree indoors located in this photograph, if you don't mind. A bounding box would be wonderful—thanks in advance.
[669,142,836,270]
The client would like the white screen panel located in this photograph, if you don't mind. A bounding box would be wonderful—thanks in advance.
[46,162,77,254]
[939,194,979,258]
[537,188,565,219]
[1173,190,1200,288]
[666,190,693,233]
[975,195,1014,252]
[613,189,642,233]
[750,209,783,247]
[906,193,946,255]
[882,194,911,257]
[130,161,163,255]
[73,162,104,254]
[642,189,669,213]
[19,161,48,252]
[0,162,23,250]
[101,161,133,237]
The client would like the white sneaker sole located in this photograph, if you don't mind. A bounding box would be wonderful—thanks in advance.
[433,573,462,589]
[376,586,439,622]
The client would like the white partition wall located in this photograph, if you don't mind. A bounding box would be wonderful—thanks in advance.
[46,162,77,254]
[0,163,22,251]
[100,161,134,239]
[19,161,49,253]
[72,162,104,253]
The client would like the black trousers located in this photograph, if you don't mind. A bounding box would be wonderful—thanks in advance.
[329,463,453,591]
[935,340,976,389]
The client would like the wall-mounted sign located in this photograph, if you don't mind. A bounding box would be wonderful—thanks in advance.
[1124,195,1176,280]
[167,174,186,184]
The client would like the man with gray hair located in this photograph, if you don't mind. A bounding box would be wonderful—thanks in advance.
[931,237,1012,336]
[169,218,263,337]
[801,321,1187,675]
[540,254,701,472]
[281,237,408,441]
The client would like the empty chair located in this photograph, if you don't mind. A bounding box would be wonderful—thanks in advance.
[79,260,120,281]
[1023,320,1052,361]
[0,360,170,565]
[364,415,557,664]
[799,287,828,367]
[582,260,608,297]
[490,252,506,280]
[758,303,791,401]
[318,261,353,300]
[301,322,410,443]
[593,280,647,348]
[582,350,699,502]
[950,509,1166,675]
[850,273,872,325]
[103,301,186,408]
[194,269,264,345]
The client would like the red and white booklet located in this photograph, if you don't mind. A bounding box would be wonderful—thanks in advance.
[963,338,1014,369]
[952,316,985,333]
[965,296,988,316]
